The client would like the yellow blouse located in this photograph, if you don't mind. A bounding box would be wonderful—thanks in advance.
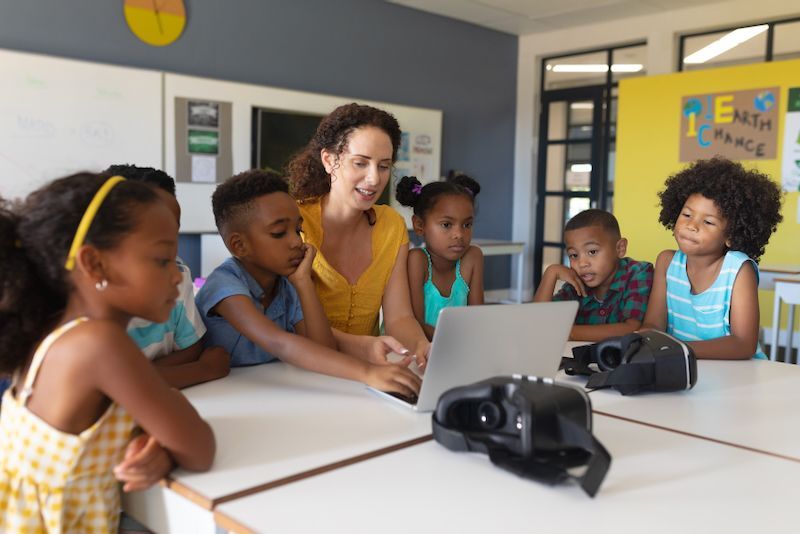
[298,200,409,335]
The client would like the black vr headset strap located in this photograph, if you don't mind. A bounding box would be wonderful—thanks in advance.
[485,416,611,498]
[559,344,595,376]
[557,416,612,498]
[585,361,656,395]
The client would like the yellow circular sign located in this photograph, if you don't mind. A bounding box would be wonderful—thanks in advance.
[124,0,186,47]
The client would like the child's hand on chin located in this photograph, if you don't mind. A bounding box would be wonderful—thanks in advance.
[114,434,174,492]
[288,243,316,285]
[551,265,587,298]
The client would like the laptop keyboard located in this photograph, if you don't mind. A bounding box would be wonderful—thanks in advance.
[386,391,419,405]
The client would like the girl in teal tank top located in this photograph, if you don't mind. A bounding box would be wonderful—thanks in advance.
[421,247,470,326]
[396,174,485,340]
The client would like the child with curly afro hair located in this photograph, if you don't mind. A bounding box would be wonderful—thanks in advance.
[641,157,783,360]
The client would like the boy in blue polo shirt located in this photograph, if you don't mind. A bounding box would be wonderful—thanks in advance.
[195,170,420,397]
[534,209,653,341]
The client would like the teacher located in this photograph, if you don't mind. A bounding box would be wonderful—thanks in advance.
[287,103,430,365]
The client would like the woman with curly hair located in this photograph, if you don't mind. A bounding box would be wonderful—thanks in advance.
[641,157,783,359]
[286,103,431,368]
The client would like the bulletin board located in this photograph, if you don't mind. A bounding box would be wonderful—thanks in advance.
[165,73,443,232]
[614,58,800,326]
[0,48,162,201]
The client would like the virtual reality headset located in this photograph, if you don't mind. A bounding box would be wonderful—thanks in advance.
[561,330,697,395]
[432,375,611,497]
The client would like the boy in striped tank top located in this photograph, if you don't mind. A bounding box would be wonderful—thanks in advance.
[641,158,783,359]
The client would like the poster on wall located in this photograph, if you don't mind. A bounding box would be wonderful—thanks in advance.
[781,87,800,192]
[680,87,779,162]
[188,101,219,127]
[174,97,232,183]
[411,133,435,182]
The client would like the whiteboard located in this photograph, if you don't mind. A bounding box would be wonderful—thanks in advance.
[0,49,162,201]
[165,73,442,232]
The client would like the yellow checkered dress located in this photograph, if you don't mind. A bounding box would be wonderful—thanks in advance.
[0,318,136,533]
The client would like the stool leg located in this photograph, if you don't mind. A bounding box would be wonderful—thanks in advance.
[771,291,781,361]
[788,305,796,364]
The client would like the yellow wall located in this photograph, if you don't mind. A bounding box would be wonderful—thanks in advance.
[615,59,800,328]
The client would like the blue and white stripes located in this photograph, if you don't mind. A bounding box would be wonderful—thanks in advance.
[666,250,765,358]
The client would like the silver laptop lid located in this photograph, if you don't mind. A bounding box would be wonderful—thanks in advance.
[414,301,578,411]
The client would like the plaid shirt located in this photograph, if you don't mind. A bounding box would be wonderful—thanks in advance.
[553,257,654,325]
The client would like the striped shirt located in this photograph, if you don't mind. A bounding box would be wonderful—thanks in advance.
[666,249,765,359]
[128,258,205,360]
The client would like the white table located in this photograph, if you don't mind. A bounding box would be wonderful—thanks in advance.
[122,363,431,533]
[580,359,800,461]
[472,238,525,303]
[214,413,800,534]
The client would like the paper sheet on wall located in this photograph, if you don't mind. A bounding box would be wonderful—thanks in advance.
[191,155,216,183]
[782,87,800,193]
[411,133,436,182]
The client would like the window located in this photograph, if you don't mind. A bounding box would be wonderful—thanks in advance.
[534,43,646,284]
[679,17,800,71]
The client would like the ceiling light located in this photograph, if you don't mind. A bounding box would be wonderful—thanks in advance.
[683,24,769,64]
[570,164,592,173]
[552,64,607,73]
[570,103,594,109]
[551,64,643,73]
[610,64,644,73]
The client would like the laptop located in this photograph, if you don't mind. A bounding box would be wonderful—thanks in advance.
[372,301,578,412]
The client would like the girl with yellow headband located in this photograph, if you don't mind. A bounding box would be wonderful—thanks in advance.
[0,173,215,532]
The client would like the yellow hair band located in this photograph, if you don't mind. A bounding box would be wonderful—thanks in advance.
[64,176,126,271]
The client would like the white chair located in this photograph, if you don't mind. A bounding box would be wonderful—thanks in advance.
[770,277,800,363]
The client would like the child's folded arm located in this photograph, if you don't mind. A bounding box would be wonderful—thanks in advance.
[154,345,230,389]
[152,342,203,367]
[640,250,673,331]
[686,261,760,360]
[569,319,643,342]
[89,323,215,472]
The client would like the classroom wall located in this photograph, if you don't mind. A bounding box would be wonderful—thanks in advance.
[513,0,800,299]
[0,0,517,289]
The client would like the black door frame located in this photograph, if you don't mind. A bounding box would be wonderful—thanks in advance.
[533,84,606,285]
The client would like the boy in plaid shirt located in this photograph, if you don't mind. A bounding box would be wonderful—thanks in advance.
[534,209,653,341]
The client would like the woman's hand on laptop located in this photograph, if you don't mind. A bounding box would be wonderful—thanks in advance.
[364,335,410,365]
[365,363,422,397]
[412,339,431,371]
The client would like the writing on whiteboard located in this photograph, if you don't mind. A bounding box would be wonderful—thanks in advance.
[15,115,56,138]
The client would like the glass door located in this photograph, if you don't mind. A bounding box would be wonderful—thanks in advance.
[533,85,606,285]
